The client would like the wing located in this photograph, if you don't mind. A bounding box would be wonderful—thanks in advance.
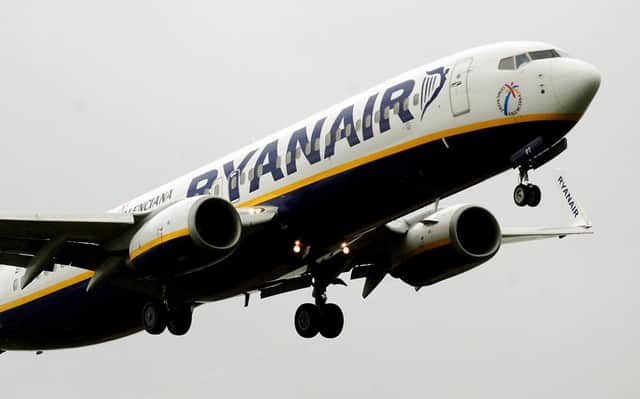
[501,225,592,244]
[249,172,593,301]
[0,212,136,288]
[0,212,134,241]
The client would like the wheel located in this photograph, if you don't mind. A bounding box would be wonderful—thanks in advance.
[319,303,344,339]
[142,302,167,335]
[526,184,542,207]
[294,303,320,338]
[167,306,192,336]
[513,184,528,207]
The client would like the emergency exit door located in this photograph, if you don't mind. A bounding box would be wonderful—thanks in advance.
[449,58,473,116]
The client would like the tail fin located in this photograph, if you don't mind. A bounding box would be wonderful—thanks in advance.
[555,170,591,228]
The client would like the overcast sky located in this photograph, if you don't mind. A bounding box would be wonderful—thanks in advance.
[0,0,637,397]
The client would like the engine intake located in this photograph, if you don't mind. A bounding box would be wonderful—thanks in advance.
[453,206,501,258]
[129,196,242,275]
[190,197,241,251]
[390,205,501,287]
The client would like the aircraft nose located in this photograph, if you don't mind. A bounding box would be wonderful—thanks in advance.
[551,58,601,114]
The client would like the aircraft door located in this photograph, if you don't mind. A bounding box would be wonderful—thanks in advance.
[449,58,473,116]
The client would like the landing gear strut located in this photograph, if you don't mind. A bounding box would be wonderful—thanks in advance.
[294,280,344,339]
[514,166,542,207]
[142,301,192,336]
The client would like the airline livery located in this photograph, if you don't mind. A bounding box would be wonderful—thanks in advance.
[0,41,600,353]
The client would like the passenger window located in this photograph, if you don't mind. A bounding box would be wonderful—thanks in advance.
[230,175,238,190]
[374,111,380,123]
[240,172,246,185]
[355,119,361,132]
[213,184,220,196]
[365,115,372,128]
[498,56,515,70]
[275,156,282,169]
[286,151,292,164]
[413,93,419,106]
[393,102,400,114]
[325,133,331,146]
[313,139,320,152]
[345,124,352,136]
[305,142,311,155]
[13,279,17,291]
[248,168,255,181]
[257,165,263,177]
[295,148,301,159]
[515,53,530,68]
[402,98,409,111]
[384,106,390,118]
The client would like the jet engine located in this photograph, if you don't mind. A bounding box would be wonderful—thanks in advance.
[128,196,242,275]
[390,205,502,287]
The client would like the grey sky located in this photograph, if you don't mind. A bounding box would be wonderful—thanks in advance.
[0,0,637,397]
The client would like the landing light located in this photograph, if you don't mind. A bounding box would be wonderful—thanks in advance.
[341,242,350,255]
[249,207,265,215]
[293,240,302,254]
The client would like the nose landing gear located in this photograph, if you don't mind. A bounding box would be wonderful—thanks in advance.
[513,166,542,207]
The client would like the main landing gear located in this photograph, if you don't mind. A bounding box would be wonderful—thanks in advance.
[142,301,193,336]
[513,166,542,207]
[294,280,344,339]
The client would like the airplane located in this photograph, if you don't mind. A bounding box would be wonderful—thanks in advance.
[0,41,600,354]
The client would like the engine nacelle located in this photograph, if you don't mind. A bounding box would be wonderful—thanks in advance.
[390,205,502,287]
[128,196,242,275]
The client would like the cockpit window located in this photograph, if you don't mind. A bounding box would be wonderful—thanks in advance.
[499,49,562,70]
[498,57,515,70]
[529,49,560,60]
[515,53,530,68]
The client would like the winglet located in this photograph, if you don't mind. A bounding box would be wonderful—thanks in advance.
[555,170,591,228]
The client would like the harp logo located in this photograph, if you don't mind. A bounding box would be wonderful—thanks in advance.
[420,67,449,120]
[497,82,523,116]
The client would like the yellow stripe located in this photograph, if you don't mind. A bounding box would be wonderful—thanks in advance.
[129,228,190,261]
[0,271,94,313]
[236,113,580,208]
[405,238,452,259]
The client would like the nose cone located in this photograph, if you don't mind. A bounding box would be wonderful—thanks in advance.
[552,58,601,114]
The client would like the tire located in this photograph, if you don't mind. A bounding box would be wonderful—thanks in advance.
[167,306,193,336]
[319,303,344,339]
[294,303,320,338]
[526,184,542,207]
[142,302,167,335]
[513,184,529,207]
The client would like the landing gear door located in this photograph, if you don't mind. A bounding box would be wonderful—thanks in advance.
[449,58,473,117]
